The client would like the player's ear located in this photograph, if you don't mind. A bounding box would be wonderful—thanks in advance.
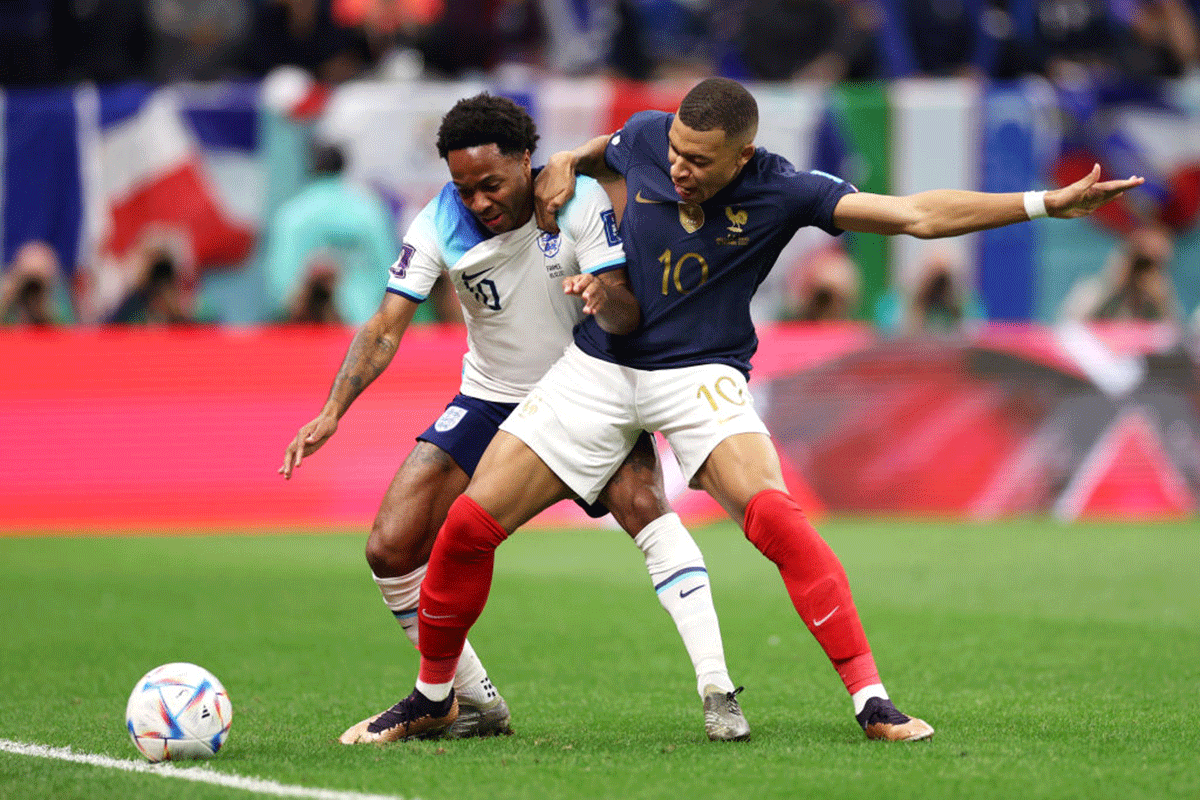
[737,143,755,168]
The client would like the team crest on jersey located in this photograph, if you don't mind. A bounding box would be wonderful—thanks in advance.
[716,207,749,246]
[678,202,704,234]
[434,405,468,432]
[537,232,561,257]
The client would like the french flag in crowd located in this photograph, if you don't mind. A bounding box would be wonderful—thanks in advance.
[1,82,256,295]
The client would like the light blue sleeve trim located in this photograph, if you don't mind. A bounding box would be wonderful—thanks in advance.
[584,258,626,275]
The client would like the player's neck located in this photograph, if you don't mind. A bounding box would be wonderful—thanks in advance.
[513,194,534,228]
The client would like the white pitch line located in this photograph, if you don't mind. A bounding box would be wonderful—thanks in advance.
[0,739,415,800]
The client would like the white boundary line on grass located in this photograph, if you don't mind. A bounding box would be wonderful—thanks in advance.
[0,739,415,800]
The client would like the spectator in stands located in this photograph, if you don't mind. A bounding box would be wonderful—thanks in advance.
[284,252,344,323]
[1060,224,1182,323]
[536,0,619,76]
[234,0,373,83]
[329,0,443,78]
[623,0,713,77]
[877,249,985,335]
[107,241,197,325]
[1022,0,1200,79]
[261,142,459,325]
[0,242,70,326]
[147,0,251,81]
[733,0,884,81]
[1125,0,1200,77]
[784,243,862,321]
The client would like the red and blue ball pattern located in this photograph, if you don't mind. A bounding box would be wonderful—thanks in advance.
[125,662,232,762]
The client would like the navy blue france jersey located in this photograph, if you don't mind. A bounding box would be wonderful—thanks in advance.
[573,110,857,376]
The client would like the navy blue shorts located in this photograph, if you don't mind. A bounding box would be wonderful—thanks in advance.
[417,394,611,518]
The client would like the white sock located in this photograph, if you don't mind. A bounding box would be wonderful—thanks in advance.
[415,679,454,702]
[634,513,735,697]
[373,568,496,706]
[851,684,889,716]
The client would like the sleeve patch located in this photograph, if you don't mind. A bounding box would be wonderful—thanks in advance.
[390,244,416,279]
[601,209,621,247]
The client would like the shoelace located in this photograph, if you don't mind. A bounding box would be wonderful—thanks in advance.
[863,699,910,726]
[367,696,420,734]
[723,686,745,711]
[368,692,453,734]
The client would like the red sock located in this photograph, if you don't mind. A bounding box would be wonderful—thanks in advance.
[417,495,509,685]
[743,489,880,694]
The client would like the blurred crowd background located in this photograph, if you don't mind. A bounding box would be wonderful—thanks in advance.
[4,0,1200,85]
[1,0,1198,334]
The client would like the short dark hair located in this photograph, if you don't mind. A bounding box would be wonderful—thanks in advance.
[436,94,538,160]
[311,144,346,175]
[677,78,758,141]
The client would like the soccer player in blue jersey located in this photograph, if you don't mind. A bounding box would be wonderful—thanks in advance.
[280,94,749,743]
[378,78,1144,742]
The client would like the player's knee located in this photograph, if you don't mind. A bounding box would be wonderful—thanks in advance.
[436,494,509,559]
[743,489,790,546]
[364,514,437,577]
[608,484,670,537]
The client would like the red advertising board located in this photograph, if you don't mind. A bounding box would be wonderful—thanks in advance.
[2,323,1196,534]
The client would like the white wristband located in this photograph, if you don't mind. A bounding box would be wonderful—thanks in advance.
[1023,190,1048,220]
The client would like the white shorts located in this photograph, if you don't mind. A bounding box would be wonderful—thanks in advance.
[500,343,770,503]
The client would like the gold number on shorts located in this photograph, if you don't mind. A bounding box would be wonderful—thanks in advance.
[517,394,539,418]
[696,376,746,411]
[659,249,709,296]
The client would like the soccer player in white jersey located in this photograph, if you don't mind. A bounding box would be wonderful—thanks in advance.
[280,94,749,743]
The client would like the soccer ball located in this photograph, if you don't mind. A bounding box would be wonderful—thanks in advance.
[125,662,233,762]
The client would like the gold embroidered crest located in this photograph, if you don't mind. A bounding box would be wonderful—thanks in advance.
[725,207,747,232]
[716,206,750,245]
[678,202,704,233]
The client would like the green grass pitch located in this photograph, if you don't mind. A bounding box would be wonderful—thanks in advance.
[1,517,1197,800]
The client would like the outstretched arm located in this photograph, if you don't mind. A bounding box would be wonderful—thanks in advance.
[832,164,1144,239]
[279,290,420,478]
[535,134,618,233]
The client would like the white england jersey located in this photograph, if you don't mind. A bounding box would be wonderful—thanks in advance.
[386,175,625,403]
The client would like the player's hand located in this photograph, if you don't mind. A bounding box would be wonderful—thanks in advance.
[534,152,578,234]
[279,414,338,479]
[563,273,608,317]
[1047,164,1144,219]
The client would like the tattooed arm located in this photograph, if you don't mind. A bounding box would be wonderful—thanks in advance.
[280,292,421,478]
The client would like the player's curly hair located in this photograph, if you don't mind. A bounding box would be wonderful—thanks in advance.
[678,78,758,141]
[436,93,539,160]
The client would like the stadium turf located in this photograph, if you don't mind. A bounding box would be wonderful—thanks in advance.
[1,518,1197,800]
